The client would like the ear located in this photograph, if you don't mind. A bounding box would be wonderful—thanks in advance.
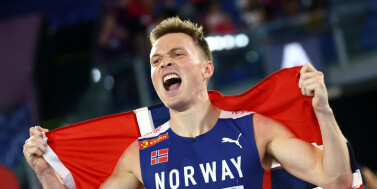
[202,61,214,80]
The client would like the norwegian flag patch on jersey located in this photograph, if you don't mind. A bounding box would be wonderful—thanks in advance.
[151,148,168,165]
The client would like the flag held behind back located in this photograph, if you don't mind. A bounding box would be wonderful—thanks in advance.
[43,66,361,188]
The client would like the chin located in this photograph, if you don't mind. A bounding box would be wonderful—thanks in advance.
[164,98,190,112]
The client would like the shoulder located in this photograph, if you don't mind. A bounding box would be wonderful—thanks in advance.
[100,140,143,188]
[252,113,296,169]
[113,140,141,182]
[118,140,140,169]
[253,113,295,142]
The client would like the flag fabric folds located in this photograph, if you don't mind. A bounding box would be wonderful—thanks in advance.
[42,66,362,189]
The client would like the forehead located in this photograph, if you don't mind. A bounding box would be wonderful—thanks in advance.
[150,33,197,57]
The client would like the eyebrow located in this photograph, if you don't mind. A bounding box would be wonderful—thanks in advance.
[151,47,185,58]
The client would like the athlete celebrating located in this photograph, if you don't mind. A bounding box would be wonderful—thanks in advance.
[24,17,353,188]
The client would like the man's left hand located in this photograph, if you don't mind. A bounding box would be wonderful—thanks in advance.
[299,63,330,112]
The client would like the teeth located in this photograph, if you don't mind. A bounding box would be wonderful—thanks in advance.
[163,74,180,83]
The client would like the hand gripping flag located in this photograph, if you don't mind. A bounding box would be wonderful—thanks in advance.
[42,66,363,189]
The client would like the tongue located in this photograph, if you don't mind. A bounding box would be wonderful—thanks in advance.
[168,83,181,92]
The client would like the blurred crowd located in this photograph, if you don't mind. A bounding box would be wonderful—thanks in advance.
[97,0,328,60]
[3,0,377,188]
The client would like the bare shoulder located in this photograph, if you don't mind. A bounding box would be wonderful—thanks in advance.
[253,113,294,141]
[117,140,142,180]
[120,140,140,168]
[252,113,295,169]
[100,140,143,188]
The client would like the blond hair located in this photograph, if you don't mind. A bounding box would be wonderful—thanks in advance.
[149,17,213,62]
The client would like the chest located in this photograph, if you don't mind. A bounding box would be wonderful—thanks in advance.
[139,117,265,188]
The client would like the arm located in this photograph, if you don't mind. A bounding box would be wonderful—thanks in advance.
[299,63,352,187]
[264,63,352,188]
[23,126,67,189]
[100,140,144,189]
[262,114,351,188]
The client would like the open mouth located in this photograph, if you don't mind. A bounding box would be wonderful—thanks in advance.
[163,74,182,92]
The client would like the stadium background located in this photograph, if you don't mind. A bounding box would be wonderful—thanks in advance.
[0,0,376,188]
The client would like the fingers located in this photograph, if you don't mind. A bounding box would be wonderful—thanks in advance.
[300,62,317,74]
[24,135,47,157]
[38,126,49,133]
[299,63,331,111]
[24,143,44,157]
[299,63,324,97]
[25,126,49,161]
[301,81,317,97]
[29,126,49,137]
[299,71,317,88]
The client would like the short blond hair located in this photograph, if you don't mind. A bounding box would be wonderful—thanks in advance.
[149,17,213,62]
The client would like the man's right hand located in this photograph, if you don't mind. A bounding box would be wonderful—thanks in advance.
[23,126,50,175]
[23,126,67,189]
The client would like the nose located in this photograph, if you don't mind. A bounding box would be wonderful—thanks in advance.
[160,58,173,68]
[161,62,172,68]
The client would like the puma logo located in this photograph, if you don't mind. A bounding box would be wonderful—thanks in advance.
[222,133,242,149]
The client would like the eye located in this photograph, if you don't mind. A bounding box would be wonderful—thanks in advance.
[174,52,184,58]
[152,59,160,65]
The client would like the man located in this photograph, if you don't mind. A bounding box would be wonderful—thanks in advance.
[24,17,353,188]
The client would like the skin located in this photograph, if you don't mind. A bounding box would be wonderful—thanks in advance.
[23,126,67,189]
[24,32,353,189]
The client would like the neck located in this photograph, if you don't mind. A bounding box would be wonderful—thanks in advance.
[168,94,221,138]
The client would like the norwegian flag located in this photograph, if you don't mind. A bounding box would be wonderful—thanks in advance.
[42,67,363,189]
[151,148,168,165]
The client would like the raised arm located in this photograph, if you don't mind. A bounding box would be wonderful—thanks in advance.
[261,63,352,188]
[23,126,67,189]
[299,63,352,186]
[100,140,144,189]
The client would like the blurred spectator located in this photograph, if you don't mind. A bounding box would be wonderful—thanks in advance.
[240,0,267,28]
[214,13,236,34]
[202,2,236,35]
[202,2,224,34]
[121,0,154,56]
[98,13,130,59]
[97,0,155,60]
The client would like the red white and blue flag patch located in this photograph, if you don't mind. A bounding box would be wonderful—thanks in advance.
[151,148,168,165]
